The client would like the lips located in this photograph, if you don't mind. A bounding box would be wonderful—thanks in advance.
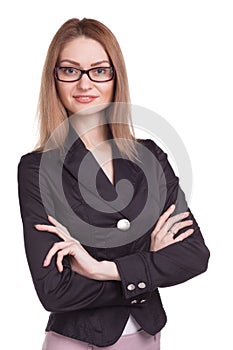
[73,95,98,103]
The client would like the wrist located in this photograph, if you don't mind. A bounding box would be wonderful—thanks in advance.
[94,260,121,281]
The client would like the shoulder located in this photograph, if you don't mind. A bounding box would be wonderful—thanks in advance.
[17,151,43,174]
[19,150,43,163]
[136,138,168,162]
[17,148,62,189]
[17,150,58,193]
[18,148,59,171]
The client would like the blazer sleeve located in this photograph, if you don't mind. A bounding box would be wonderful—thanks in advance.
[17,152,131,313]
[113,139,210,300]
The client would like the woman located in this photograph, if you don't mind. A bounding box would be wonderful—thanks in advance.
[17,18,210,349]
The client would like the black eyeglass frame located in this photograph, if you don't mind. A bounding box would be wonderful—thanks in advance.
[54,66,115,83]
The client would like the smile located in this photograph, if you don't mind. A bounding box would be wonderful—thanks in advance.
[73,95,98,103]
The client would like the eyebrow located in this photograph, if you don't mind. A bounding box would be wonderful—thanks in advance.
[59,59,110,67]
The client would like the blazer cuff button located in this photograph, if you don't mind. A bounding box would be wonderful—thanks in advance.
[127,283,136,291]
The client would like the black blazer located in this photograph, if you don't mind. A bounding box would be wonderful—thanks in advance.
[17,122,210,347]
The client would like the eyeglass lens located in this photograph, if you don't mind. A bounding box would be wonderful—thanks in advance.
[56,67,114,82]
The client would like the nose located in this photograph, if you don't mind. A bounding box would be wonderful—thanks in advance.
[77,72,93,90]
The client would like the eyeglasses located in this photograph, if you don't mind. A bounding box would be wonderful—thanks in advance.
[55,66,115,83]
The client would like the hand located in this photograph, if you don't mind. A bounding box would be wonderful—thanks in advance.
[35,216,120,281]
[150,204,194,252]
[34,216,99,279]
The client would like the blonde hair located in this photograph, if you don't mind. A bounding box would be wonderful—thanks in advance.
[34,18,139,161]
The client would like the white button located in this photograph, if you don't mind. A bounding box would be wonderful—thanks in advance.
[131,299,138,304]
[140,299,146,303]
[117,219,130,231]
[138,282,146,289]
[127,283,136,291]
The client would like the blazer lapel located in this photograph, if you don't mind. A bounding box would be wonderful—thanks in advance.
[60,122,142,214]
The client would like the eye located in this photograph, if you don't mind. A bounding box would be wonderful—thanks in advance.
[89,67,114,82]
[60,67,78,75]
[93,68,108,76]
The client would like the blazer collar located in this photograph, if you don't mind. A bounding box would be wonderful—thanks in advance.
[60,121,142,204]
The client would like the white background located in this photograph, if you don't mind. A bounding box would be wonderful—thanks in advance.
[1,0,232,349]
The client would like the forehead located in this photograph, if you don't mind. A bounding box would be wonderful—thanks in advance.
[59,37,109,65]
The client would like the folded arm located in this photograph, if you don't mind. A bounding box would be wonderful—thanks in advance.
[113,140,210,300]
[17,153,131,313]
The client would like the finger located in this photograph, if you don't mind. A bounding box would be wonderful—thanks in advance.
[35,223,71,242]
[166,211,190,230]
[48,216,72,239]
[169,219,193,234]
[48,215,66,230]
[35,224,60,234]
[56,244,76,272]
[43,241,72,267]
[174,228,194,242]
[153,204,176,233]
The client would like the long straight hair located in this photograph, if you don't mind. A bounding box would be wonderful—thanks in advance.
[34,18,139,162]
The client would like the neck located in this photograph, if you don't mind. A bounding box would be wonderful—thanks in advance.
[70,110,111,149]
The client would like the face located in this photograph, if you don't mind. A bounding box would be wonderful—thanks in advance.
[55,37,115,115]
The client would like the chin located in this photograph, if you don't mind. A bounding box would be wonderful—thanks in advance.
[71,102,112,117]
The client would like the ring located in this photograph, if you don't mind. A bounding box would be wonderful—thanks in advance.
[168,228,175,236]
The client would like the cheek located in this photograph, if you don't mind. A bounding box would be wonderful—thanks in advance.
[56,84,72,106]
[102,82,114,101]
